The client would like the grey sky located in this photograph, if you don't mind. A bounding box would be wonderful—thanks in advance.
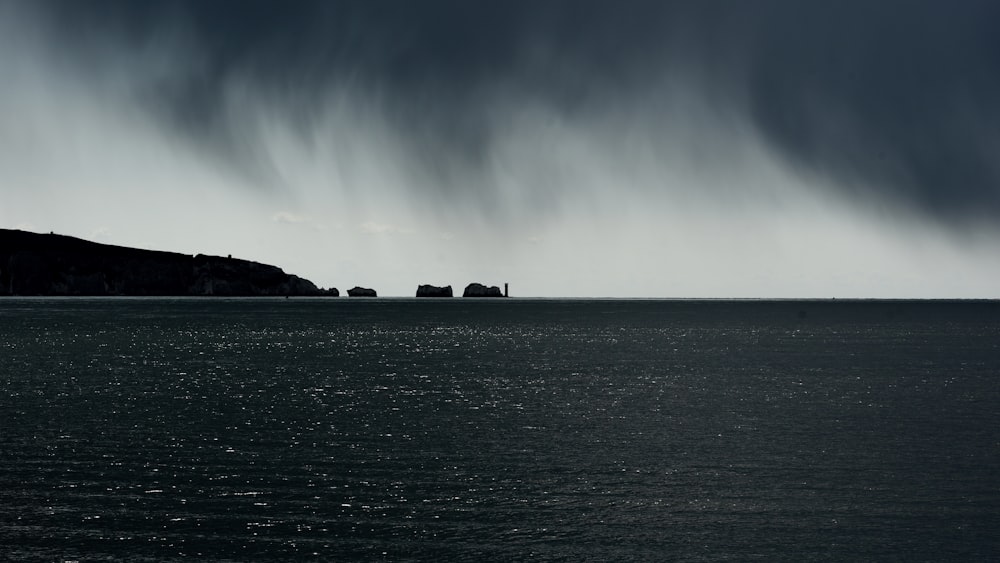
[2,0,999,296]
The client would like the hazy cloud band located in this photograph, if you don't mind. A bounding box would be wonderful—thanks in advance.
[9,0,996,229]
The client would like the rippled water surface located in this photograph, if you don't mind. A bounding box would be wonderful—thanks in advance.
[1,298,999,561]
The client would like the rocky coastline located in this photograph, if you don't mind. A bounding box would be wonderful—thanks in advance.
[1,229,518,298]
[0,229,336,297]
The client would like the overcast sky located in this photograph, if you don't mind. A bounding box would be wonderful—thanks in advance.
[3,0,999,297]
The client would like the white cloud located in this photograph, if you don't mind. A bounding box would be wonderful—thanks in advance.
[271,211,310,224]
[89,227,113,241]
[360,221,411,235]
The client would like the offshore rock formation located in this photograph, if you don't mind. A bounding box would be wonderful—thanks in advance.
[416,284,453,297]
[0,229,335,297]
[347,286,377,297]
[463,282,504,298]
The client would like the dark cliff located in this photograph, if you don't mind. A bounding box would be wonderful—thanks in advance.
[0,229,335,296]
[347,286,377,297]
[463,283,505,298]
[416,284,453,297]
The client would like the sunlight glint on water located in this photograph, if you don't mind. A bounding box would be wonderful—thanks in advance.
[1,298,998,561]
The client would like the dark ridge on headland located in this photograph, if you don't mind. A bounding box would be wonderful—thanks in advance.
[0,229,338,297]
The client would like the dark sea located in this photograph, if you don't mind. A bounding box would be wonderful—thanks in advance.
[1,298,998,561]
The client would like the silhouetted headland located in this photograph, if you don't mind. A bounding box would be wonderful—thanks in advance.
[416,284,453,297]
[0,229,337,297]
[463,282,505,298]
[347,286,377,297]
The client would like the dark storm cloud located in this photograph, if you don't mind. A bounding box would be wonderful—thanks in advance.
[27,0,1000,224]
[733,1,1000,224]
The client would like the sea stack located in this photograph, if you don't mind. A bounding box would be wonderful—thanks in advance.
[463,282,504,298]
[416,284,453,297]
[347,286,377,297]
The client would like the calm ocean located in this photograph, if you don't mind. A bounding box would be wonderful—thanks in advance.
[1,298,998,561]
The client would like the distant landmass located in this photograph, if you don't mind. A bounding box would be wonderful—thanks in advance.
[0,229,337,297]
